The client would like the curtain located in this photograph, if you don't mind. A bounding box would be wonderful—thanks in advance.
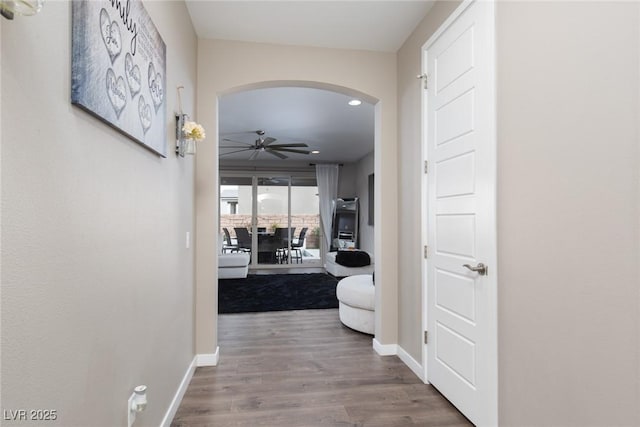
[315,164,339,252]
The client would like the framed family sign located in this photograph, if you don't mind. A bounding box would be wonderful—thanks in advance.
[71,0,167,157]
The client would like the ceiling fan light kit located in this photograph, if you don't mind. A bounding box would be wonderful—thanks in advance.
[219,129,312,160]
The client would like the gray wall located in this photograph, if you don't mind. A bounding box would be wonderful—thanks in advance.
[1,2,198,426]
[338,163,357,197]
[496,2,639,425]
[397,1,640,425]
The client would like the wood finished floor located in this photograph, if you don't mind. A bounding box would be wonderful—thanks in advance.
[171,309,472,427]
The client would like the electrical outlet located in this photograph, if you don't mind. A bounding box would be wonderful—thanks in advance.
[127,393,136,427]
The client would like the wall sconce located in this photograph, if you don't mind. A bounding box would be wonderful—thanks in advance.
[175,114,201,157]
[176,114,198,157]
[1,0,43,20]
[175,113,189,157]
[175,86,204,158]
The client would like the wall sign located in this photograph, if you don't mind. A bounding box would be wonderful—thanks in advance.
[71,0,167,157]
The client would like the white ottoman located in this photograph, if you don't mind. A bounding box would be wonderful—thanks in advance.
[336,274,375,335]
[218,253,250,279]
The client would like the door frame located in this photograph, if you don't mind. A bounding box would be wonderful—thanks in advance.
[420,0,498,424]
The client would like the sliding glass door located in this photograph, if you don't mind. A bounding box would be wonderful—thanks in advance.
[290,176,321,265]
[257,176,291,266]
[220,177,253,254]
[220,172,321,269]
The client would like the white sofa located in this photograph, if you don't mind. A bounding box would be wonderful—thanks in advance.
[218,252,250,279]
[336,274,374,335]
[325,251,374,277]
[217,233,250,279]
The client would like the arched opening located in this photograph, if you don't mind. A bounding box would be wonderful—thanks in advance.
[213,79,383,348]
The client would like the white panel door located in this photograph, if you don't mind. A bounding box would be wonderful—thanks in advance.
[423,1,497,426]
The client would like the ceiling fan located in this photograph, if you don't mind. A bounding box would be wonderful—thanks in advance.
[219,130,311,160]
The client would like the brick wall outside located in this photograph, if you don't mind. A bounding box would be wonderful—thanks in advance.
[221,214,320,237]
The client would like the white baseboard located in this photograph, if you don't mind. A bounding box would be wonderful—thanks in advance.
[196,347,220,367]
[397,345,425,382]
[160,356,197,427]
[372,338,398,356]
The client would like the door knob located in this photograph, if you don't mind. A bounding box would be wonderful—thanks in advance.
[463,263,488,276]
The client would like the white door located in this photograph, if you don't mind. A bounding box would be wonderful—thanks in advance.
[423,1,497,426]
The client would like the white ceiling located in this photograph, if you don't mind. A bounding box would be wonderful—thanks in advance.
[219,87,375,163]
[185,1,434,164]
[185,1,434,52]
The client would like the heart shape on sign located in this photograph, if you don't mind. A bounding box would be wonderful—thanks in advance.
[106,68,127,119]
[147,62,164,113]
[99,8,122,65]
[138,95,152,135]
[125,53,141,98]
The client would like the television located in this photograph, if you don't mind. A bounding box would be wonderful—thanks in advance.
[338,215,355,232]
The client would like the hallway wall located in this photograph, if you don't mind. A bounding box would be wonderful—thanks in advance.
[496,2,639,425]
[1,2,198,425]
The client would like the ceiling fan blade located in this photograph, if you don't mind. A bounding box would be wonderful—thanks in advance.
[220,144,250,149]
[266,143,309,148]
[220,130,259,135]
[221,138,254,146]
[248,150,260,161]
[219,148,253,156]
[266,149,288,159]
[269,148,311,155]
[262,137,277,146]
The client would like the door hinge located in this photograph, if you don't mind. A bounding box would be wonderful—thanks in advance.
[424,245,429,259]
[424,160,428,174]
[424,330,428,344]
[417,73,428,89]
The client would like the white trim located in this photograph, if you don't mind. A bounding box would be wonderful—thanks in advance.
[397,346,426,383]
[420,29,430,386]
[423,0,474,50]
[159,356,197,427]
[372,338,397,356]
[196,347,220,367]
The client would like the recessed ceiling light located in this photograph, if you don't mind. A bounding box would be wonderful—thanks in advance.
[348,99,362,106]
[311,150,320,154]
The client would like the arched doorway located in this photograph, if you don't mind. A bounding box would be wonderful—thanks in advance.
[217,83,375,271]
[194,75,398,363]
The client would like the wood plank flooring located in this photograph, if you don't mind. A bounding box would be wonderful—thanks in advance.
[171,309,472,427]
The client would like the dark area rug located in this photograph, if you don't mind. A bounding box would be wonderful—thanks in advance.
[218,273,339,314]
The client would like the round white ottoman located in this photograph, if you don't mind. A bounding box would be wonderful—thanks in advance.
[336,274,374,335]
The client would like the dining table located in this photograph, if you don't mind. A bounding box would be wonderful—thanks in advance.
[251,232,291,264]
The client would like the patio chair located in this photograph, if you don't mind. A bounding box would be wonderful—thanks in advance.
[289,227,308,263]
[273,227,295,263]
[222,228,239,253]
[233,227,252,255]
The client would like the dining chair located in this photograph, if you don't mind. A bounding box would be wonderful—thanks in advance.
[222,228,239,253]
[289,227,308,263]
[233,227,252,255]
[273,227,295,263]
